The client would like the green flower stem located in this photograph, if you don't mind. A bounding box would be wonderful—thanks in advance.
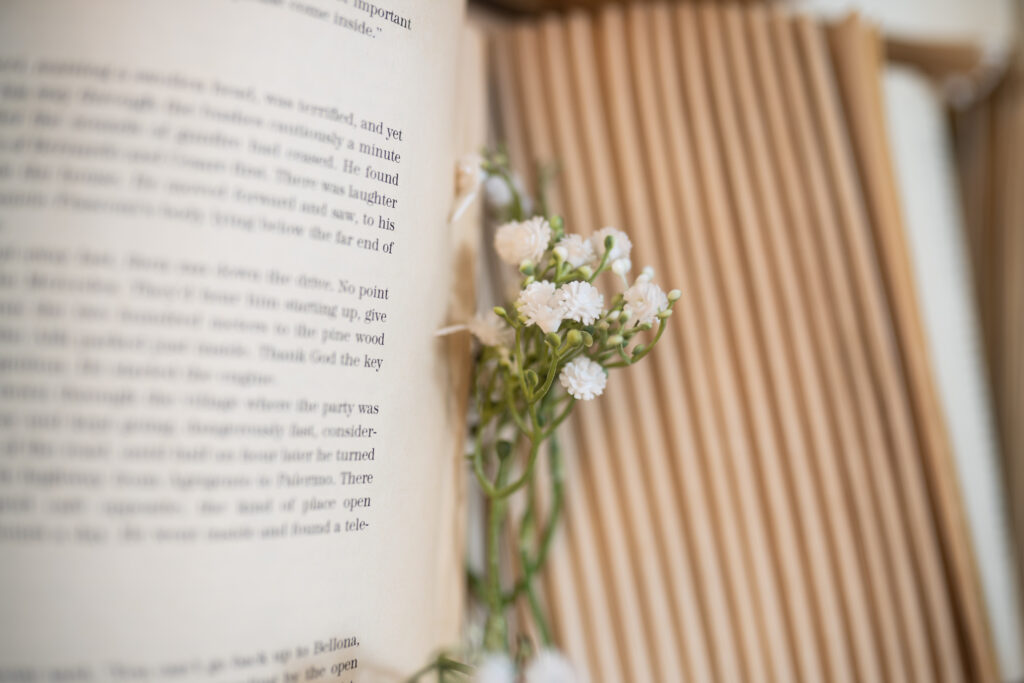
[404,654,474,682]
[604,314,672,368]
[533,351,562,402]
[483,455,512,651]
[588,246,614,282]
[512,446,553,646]
[468,565,486,602]
[542,398,575,439]
[505,429,565,610]
[490,429,542,499]
[520,544,553,646]
[514,326,532,401]
[504,387,529,434]
[498,167,525,222]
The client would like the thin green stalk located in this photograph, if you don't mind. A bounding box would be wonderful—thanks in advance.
[489,435,541,500]
[505,431,565,604]
[604,315,671,368]
[483,455,512,651]
[520,548,553,646]
[542,398,576,438]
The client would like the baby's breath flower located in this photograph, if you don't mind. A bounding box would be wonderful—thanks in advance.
[484,174,514,209]
[624,277,669,327]
[517,280,565,334]
[589,226,632,266]
[475,654,516,683]
[495,216,552,266]
[485,173,532,215]
[558,281,604,325]
[559,357,607,400]
[524,650,577,683]
[611,258,632,277]
[467,312,513,347]
[555,234,595,269]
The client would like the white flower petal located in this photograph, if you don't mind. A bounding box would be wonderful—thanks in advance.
[623,278,669,327]
[524,650,577,683]
[589,226,632,266]
[484,175,513,209]
[555,234,595,269]
[559,357,607,401]
[558,281,604,325]
[495,216,552,266]
[475,654,516,683]
[610,258,631,277]
[516,280,565,334]
[467,312,513,347]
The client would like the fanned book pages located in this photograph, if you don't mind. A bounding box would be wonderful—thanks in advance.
[0,1,1019,682]
[950,12,1024,676]
[487,4,1015,682]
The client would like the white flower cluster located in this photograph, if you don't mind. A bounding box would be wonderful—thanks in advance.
[467,312,514,348]
[494,220,633,275]
[590,226,632,274]
[623,270,669,327]
[552,234,592,268]
[495,216,552,266]
[478,215,677,404]
[474,650,577,683]
[559,357,606,401]
[515,279,604,334]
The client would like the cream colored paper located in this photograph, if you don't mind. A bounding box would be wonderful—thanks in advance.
[0,1,465,680]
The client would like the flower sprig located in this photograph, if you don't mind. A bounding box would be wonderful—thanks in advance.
[414,150,678,683]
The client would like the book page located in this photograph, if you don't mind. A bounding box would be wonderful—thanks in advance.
[0,1,465,680]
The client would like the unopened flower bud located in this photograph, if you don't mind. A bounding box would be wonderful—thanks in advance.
[604,234,615,250]
[611,258,632,277]
[549,215,564,235]
[520,260,535,276]
[496,440,513,459]
[525,369,540,389]
[668,289,682,302]
[566,329,583,347]
[545,332,561,347]
[577,265,594,279]
[641,265,655,281]
[552,246,568,262]
[581,331,594,347]
[607,334,623,346]
[657,309,672,319]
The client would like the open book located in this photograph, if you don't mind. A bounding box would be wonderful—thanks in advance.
[0,1,480,680]
[1,1,1021,682]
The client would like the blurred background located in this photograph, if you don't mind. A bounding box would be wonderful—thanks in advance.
[469,0,1024,680]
